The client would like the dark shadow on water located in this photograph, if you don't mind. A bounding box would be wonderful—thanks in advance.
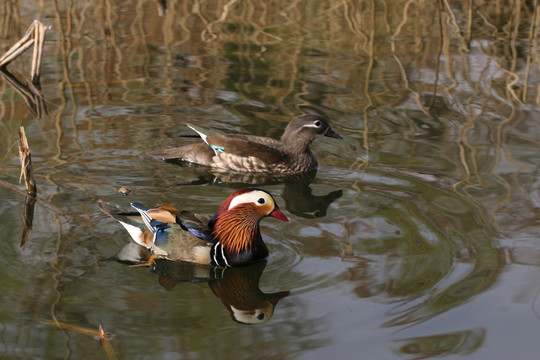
[0,68,48,118]
[159,161,343,218]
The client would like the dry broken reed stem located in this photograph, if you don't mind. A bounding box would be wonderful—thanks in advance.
[18,126,37,197]
[0,20,50,83]
[31,21,47,83]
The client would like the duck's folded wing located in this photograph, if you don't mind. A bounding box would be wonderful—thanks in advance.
[177,211,215,243]
[147,142,215,162]
[155,223,212,264]
[207,135,287,164]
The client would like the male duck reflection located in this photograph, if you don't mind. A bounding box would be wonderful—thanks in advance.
[98,188,289,267]
[147,114,342,175]
[152,260,290,325]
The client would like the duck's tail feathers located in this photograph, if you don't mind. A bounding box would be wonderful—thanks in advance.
[98,200,137,222]
[97,200,152,248]
[130,202,155,232]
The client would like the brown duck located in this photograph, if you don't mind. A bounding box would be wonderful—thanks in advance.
[147,114,342,175]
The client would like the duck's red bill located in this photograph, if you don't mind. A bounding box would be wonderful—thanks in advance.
[270,207,290,221]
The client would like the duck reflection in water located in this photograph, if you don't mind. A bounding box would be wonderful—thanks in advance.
[115,243,289,325]
[158,164,343,219]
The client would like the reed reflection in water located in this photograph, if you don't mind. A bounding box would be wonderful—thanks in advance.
[0,0,539,359]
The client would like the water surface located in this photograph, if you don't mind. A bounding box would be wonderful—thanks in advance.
[1,1,539,359]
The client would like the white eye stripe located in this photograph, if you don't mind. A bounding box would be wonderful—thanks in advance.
[228,190,273,210]
[302,122,322,128]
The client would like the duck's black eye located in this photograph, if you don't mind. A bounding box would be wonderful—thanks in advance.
[257,313,266,320]
[257,198,266,205]
[314,120,321,127]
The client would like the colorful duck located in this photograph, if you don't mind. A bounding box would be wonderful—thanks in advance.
[98,188,289,267]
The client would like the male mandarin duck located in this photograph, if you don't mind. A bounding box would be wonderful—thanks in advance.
[98,188,289,267]
[147,114,342,175]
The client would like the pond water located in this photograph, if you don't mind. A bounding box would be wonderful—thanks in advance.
[1,1,540,359]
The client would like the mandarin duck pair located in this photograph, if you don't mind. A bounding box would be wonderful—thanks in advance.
[99,114,342,268]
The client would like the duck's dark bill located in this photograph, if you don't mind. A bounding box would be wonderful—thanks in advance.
[325,127,343,139]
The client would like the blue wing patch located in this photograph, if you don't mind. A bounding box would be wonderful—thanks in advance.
[210,144,224,155]
[176,216,215,243]
[153,222,170,247]
[186,227,214,242]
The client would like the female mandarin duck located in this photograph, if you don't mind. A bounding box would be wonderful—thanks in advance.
[98,188,289,267]
[147,114,342,175]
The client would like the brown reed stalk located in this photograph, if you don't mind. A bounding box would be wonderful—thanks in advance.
[0,20,50,83]
[18,126,37,197]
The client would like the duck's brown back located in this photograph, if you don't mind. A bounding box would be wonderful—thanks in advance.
[148,134,318,174]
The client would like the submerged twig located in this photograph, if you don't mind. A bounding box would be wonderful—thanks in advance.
[42,321,117,360]
[43,320,103,336]
[0,180,67,216]
[99,325,119,360]
[20,196,36,250]
[0,20,50,83]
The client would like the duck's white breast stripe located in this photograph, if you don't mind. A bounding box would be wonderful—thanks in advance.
[220,243,230,267]
[212,242,231,268]
[212,242,220,266]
